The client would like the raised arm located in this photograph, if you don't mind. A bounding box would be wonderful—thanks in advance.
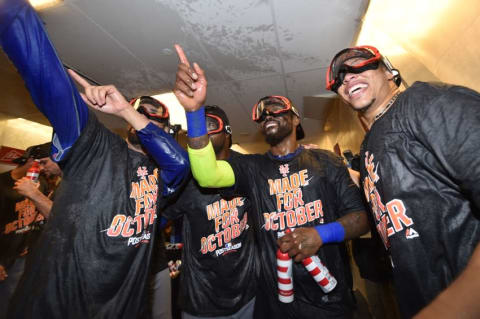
[13,178,53,218]
[0,0,88,161]
[67,70,189,196]
[173,44,234,188]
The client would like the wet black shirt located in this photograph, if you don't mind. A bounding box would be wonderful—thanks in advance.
[9,113,163,319]
[164,151,257,316]
[360,82,480,318]
[228,148,365,318]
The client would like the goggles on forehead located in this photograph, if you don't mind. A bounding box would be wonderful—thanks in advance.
[129,97,169,122]
[251,95,300,123]
[206,113,232,135]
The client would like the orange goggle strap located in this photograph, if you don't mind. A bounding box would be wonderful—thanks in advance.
[326,45,382,91]
[206,113,231,135]
[129,97,170,119]
[252,95,297,122]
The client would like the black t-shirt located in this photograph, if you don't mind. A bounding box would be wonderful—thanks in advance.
[227,148,365,318]
[0,171,47,268]
[9,113,164,319]
[163,151,257,316]
[360,82,480,318]
[149,224,168,274]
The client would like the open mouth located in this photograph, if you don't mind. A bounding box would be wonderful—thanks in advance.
[348,83,368,97]
[264,120,279,130]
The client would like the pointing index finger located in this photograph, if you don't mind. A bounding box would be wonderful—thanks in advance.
[174,44,191,68]
[67,69,92,89]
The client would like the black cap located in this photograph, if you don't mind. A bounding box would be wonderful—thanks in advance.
[205,105,231,134]
[296,123,305,140]
[12,142,52,164]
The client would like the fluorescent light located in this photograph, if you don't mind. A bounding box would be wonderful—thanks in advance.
[29,0,63,10]
[151,92,187,130]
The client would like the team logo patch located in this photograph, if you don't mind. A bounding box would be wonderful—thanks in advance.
[279,164,289,177]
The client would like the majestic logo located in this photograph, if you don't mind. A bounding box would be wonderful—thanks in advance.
[363,152,418,249]
[279,164,289,177]
[102,166,159,247]
[405,228,419,239]
[263,169,324,231]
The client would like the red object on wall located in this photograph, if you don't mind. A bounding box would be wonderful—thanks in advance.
[0,146,25,164]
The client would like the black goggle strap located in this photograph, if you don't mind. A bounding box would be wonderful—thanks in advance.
[381,55,401,86]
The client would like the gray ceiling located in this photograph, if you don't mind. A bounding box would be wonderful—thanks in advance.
[1,0,369,145]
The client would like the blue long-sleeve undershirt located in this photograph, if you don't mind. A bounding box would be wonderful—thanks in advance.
[0,0,189,195]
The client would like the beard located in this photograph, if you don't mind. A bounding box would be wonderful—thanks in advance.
[127,129,141,147]
[263,119,292,146]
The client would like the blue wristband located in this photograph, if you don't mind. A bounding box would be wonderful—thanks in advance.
[315,222,345,244]
[186,107,207,137]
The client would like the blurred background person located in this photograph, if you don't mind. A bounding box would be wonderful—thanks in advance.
[0,142,60,319]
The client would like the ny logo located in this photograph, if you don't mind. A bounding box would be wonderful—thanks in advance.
[136,166,149,179]
[279,164,289,177]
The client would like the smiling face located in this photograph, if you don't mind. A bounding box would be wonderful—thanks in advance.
[337,57,397,115]
[260,104,297,146]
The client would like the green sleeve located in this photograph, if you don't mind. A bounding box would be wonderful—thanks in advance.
[187,141,235,188]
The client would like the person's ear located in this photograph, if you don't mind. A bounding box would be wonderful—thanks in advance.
[384,68,394,81]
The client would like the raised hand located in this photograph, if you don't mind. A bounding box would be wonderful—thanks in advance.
[173,44,207,112]
[67,69,131,116]
[13,177,41,199]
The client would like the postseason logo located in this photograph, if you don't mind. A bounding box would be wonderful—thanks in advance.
[215,242,242,256]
